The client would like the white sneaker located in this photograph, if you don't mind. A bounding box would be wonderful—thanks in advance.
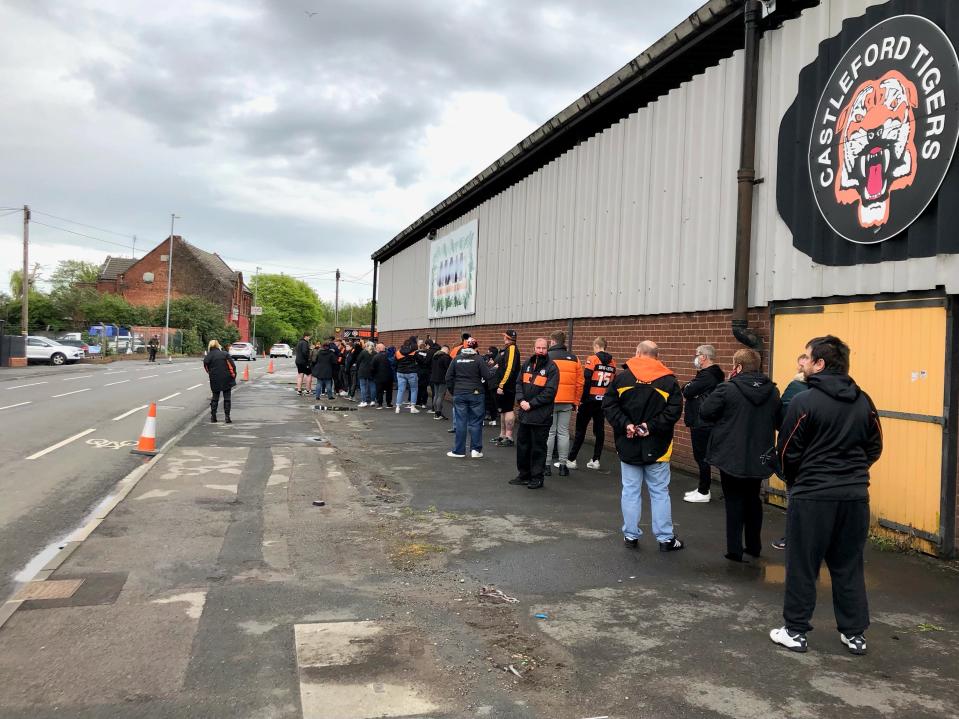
[553,460,576,469]
[358,402,368,408]
[471,450,483,458]
[410,406,420,414]
[683,490,711,503]
[446,451,465,458]
[769,626,808,653]
[395,405,400,414]
[339,390,348,396]
[586,459,600,470]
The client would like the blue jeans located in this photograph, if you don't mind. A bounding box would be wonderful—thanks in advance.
[453,393,485,454]
[396,372,418,406]
[359,377,374,404]
[315,378,334,399]
[620,461,674,543]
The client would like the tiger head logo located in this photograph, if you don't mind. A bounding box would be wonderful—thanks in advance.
[835,71,918,229]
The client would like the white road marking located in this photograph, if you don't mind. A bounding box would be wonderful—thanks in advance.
[51,388,92,398]
[112,405,148,421]
[103,370,127,375]
[61,374,93,382]
[103,379,130,387]
[0,401,31,411]
[26,428,97,460]
[158,392,181,402]
[141,374,159,379]
[6,381,48,390]
[186,383,204,390]
[166,369,183,374]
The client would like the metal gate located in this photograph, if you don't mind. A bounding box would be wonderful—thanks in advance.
[770,297,951,555]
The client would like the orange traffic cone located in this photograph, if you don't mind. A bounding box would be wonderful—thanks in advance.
[131,402,158,456]
[267,359,275,374]
[242,365,250,382]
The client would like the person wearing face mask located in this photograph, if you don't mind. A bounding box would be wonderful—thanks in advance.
[681,344,725,503]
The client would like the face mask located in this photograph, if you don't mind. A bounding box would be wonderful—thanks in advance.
[693,356,702,370]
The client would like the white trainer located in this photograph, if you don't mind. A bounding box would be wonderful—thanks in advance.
[683,490,711,503]
[446,451,465,458]
[395,405,400,414]
[410,406,420,413]
[358,402,368,408]
[471,450,483,458]
[586,460,600,470]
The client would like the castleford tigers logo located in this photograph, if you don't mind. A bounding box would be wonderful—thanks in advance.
[807,14,959,245]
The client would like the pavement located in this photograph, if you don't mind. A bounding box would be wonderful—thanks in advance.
[0,362,957,718]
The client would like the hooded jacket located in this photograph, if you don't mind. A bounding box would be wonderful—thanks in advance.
[203,348,237,392]
[548,344,585,406]
[356,348,374,380]
[310,344,337,380]
[444,347,493,395]
[700,372,782,478]
[603,355,682,465]
[776,372,883,500]
[580,350,616,404]
[430,349,452,384]
[515,354,559,425]
[395,338,418,374]
[294,338,312,365]
[682,364,725,428]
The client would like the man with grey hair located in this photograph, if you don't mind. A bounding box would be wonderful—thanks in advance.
[682,344,725,502]
[604,340,685,551]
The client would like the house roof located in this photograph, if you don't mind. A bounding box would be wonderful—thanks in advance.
[99,256,138,280]
[180,240,237,286]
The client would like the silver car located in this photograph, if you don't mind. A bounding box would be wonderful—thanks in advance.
[26,336,84,365]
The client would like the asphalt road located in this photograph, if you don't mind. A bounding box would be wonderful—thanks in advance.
[0,356,270,602]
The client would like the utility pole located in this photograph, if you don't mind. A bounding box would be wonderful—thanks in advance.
[163,214,179,363]
[132,234,137,258]
[334,268,340,331]
[252,266,260,349]
[21,206,30,336]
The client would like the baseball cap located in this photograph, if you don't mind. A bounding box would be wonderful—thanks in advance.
[503,329,517,340]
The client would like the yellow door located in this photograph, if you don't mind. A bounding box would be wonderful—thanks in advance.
[771,299,947,554]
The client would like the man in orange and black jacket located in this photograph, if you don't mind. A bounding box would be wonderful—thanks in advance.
[545,330,584,477]
[568,336,616,470]
[508,337,559,489]
[603,340,684,552]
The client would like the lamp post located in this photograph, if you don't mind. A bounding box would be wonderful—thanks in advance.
[252,265,260,351]
[163,214,180,363]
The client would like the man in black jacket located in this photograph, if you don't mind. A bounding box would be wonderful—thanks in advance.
[294,332,312,396]
[370,343,394,409]
[770,335,882,657]
[509,337,559,490]
[430,345,452,419]
[682,344,725,503]
[603,341,684,551]
[700,348,782,562]
[492,329,521,447]
[311,342,337,400]
[445,338,493,458]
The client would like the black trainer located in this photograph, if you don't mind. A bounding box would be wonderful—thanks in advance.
[490,436,504,445]
[558,464,570,477]
[500,438,514,447]
[526,480,544,490]
[770,626,808,653]
[508,476,529,485]
[544,465,551,477]
[623,536,638,549]
[840,633,867,655]
[659,537,685,552]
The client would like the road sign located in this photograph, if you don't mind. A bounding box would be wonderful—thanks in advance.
[251,306,263,315]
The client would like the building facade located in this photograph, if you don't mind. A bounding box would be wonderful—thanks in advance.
[97,236,252,341]
[372,0,959,556]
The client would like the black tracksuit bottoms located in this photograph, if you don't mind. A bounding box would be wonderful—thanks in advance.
[690,426,713,493]
[720,472,763,558]
[783,497,870,635]
[375,380,393,407]
[516,423,550,483]
[568,400,604,462]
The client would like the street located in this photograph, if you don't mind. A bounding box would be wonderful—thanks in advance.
[0,357,234,603]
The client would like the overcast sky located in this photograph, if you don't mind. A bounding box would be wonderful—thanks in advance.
[0,0,704,304]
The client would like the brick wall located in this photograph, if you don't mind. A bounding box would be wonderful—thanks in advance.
[379,307,771,474]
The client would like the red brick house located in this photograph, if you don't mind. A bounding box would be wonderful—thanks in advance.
[97,235,252,341]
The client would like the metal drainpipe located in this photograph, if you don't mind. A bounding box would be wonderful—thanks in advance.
[370,261,378,339]
[732,0,763,350]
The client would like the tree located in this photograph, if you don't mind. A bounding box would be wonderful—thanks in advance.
[49,261,101,329]
[254,274,328,346]
[82,293,150,327]
[159,296,227,346]
[49,260,100,291]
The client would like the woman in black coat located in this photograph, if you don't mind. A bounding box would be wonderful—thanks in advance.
[203,340,237,423]
[370,344,394,408]
[700,348,782,562]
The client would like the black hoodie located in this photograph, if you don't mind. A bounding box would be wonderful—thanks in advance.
[700,371,782,478]
[776,372,883,499]
[682,364,725,428]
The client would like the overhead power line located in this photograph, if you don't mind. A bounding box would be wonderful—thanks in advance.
[31,209,136,240]
[30,220,135,251]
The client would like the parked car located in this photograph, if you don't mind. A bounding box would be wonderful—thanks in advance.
[54,338,91,357]
[26,336,84,365]
[269,343,293,358]
[229,342,257,361]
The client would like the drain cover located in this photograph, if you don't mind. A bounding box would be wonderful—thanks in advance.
[312,405,357,412]
[15,579,84,601]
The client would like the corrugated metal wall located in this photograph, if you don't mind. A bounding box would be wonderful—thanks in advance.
[379,0,959,332]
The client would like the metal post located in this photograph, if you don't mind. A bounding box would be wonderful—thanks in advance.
[21,205,30,336]
[252,266,260,348]
[334,268,340,330]
[370,261,377,338]
[163,214,179,363]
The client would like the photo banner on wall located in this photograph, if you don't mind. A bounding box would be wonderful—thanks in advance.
[428,219,478,319]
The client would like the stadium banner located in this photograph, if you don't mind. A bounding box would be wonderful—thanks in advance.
[427,219,478,319]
